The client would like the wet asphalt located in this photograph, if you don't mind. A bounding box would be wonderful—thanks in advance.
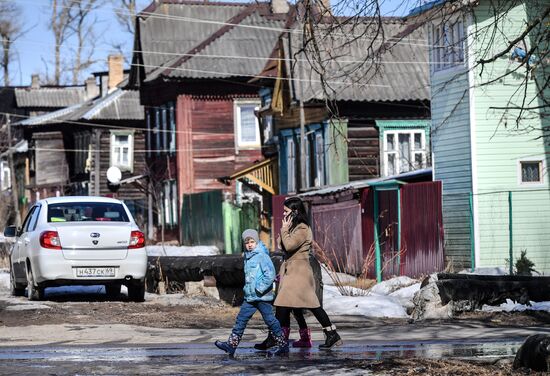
[0,337,525,375]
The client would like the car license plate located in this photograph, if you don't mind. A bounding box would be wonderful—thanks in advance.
[75,267,116,278]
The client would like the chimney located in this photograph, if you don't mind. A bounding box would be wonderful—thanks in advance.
[271,0,289,14]
[107,54,124,92]
[85,76,99,99]
[31,74,40,89]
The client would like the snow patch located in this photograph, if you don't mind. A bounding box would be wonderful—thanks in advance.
[482,299,550,313]
[146,245,220,257]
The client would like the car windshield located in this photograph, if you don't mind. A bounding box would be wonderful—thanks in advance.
[47,202,130,223]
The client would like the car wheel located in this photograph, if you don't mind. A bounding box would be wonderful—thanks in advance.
[105,283,121,298]
[10,267,25,297]
[26,266,44,301]
[127,281,145,302]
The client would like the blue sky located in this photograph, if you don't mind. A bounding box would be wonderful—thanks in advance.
[13,0,415,86]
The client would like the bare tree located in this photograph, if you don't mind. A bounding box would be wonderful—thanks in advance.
[115,0,137,35]
[0,3,23,86]
[68,0,104,85]
[49,0,77,84]
[294,0,549,125]
[111,0,138,64]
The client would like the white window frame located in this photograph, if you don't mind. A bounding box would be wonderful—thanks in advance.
[383,130,427,177]
[0,160,10,191]
[234,100,261,149]
[517,158,546,187]
[110,131,134,172]
[430,15,465,74]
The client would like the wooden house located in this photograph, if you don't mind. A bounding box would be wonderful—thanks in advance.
[0,75,99,218]
[411,0,550,272]
[254,18,431,197]
[128,0,292,243]
[16,56,147,230]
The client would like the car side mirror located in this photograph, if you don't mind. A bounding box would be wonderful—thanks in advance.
[4,225,17,237]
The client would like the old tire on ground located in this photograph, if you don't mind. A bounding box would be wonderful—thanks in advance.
[105,283,121,298]
[10,267,25,297]
[128,281,145,302]
[26,266,44,301]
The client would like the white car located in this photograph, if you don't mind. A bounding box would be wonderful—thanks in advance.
[5,196,148,302]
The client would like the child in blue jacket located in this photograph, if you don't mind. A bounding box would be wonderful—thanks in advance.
[215,229,288,356]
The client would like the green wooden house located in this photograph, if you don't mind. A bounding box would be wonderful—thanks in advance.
[411,0,550,272]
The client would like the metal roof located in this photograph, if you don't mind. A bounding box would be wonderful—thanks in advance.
[14,87,89,108]
[17,89,144,126]
[299,168,432,197]
[135,1,286,82]
[284,20,430,103]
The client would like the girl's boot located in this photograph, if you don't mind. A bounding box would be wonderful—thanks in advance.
[319,325,343,350]
[215,333,241,355]
[292,328,313,348]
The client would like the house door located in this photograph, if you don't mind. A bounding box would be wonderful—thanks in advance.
[378,190,400,277]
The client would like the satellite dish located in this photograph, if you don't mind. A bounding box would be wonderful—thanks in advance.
[106,166,122,185]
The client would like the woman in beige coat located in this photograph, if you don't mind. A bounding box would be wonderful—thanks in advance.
[273,196,342,349]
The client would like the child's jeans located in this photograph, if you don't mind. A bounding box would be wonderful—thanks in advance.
[232,301,283,338]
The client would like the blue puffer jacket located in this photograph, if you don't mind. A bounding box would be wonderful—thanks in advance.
[243,241,276,302]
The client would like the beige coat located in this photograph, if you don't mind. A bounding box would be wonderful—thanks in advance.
[274,223,320,308]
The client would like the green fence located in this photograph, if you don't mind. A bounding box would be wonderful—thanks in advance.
[181,190,224,250]
[222,200,260,254]
[475,189,550,275]
[444,189,550,274]
[181,190,261,254]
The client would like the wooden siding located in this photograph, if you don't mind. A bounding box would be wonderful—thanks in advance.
[347,120,379,181]
[177,95,262,196]
[89,128,147,200]
[33,132,69,187]
[430,65,472,269]
[472,1,550,272]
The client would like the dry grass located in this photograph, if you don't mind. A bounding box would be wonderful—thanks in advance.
[340,277,377,290]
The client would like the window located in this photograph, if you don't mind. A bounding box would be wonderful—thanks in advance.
[21,206,37,233]
[161,105,168,154]
[261,114,274,144]
[519,160,543,184]
[154,108,160,156]
[47,202,129,222]
[146,110,151,158]
[432,18,465,72]
[287,138,296,193]
[314,133,325,187]
[235,101,260,148]
[383,130,426,176]
[161,179,178,227]
[168,102,176,155]
[0,160,10,191]
[110,131,134,172]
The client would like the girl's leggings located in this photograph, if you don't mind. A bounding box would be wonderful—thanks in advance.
[276,306,332,328]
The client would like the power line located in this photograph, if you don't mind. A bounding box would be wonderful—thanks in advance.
[3,0,433,45]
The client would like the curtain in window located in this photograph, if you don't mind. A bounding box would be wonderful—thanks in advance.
[240,105,257,143]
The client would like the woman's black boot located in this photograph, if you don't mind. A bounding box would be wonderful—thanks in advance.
[319,325,343,349]
[254,332,276,350]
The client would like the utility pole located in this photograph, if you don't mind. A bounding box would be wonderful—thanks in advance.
[295,55,307,191]
[6,115,21,226]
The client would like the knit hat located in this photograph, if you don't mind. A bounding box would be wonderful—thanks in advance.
[242,229,259,243]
